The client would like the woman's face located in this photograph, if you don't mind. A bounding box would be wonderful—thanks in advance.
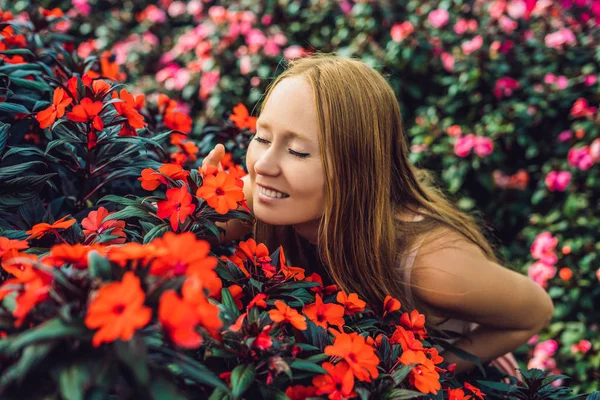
[246,76,326,233]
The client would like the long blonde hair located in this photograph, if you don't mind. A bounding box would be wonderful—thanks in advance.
[254,54,498,317]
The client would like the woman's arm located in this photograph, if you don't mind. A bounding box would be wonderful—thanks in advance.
[410,228,554,372]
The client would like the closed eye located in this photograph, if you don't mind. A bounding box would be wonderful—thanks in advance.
[253,136,310,159]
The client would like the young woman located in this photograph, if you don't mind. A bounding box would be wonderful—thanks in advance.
[204,54,554,378]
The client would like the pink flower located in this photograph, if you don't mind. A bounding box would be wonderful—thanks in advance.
[555,76,569,90]
[557,130,573,142]
[390,21,414,42]
[528,334,540,346]
[410,144,428,153]
[473,136,494,157]
[544,73,556,84]
[168,2,187,17]
[454,18,468,34]
[590,138,600,162]
[468,19,478,31]
[246,28,267,53]
[142,5,166,24]
[507,0,527,18]
[531,232,558,265]
[461,36,483,55]
[208,6,227,24]
[596,268,600,281]
[545,28,576,49]
[454,134,476,157]
[489,0,507,19]
[571,340,592,354]
[283,45,305,60]
[72,0,91,15]
[199,71,220,101]
[535,339,559,358]
[440,52,455,72]
[527,355,556,371]
[568,146,595,170]
[428,9,449,28]
[545,171,571,192]
[585,75,597,86]
[187,0,203,16]
[239,55,252,75]
[446,125,462,137]
[263,38,281,57]
[493,77,520,99]
[570,98,597,118]
[499,16,518,33]
[261,14,272,25]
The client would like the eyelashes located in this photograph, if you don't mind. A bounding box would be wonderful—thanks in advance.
[253,136,310,158]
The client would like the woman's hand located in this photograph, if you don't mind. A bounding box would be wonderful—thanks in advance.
[202,143,225,171]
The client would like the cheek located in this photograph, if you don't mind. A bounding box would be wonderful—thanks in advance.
[245,143,257,177]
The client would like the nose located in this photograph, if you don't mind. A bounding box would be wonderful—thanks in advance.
[253,147,282,177]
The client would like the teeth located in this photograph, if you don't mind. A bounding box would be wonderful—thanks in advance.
[259,185,288,199]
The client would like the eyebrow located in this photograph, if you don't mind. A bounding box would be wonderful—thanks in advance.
[256,120,315,144]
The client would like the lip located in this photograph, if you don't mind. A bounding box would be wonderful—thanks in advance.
[256,183,290,203]
[256,183,288,195]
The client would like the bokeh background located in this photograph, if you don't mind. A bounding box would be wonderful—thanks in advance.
[5,0,600,392]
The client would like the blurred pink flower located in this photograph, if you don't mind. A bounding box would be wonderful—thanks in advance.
[545,28,576,49]
[507,0,527,19]
[208,6,227,24]
[558,130,573,142]
[263,38,281,57]
[528,261,557,288]
[446,125,462,137]
[156,64,191,91]
[493,77,520,98]
[571,339,592,354]
[570,98,597,118]
[272,32,288,46]
[468,19,479,31]
[77,39,96,59]
[239,55,252,75]
[461,35,483,55]
[527,355,556,371]
[440,52,455,72]
[262,14,272,25]
[556,76,569,90]
[528,334,539,345]
[590,138,600,162]
[168,1,186,17]
[187,0,203,17]
[585,75,597,86]
[199,71,220,101]
[339,0,353,14]
[250,77,261,87]
[596,267,600,281]
[390,21,414,42]
[535,339,559,358]
[428,9,449,28]
[489,0,507,19]
[454,18,468,34]
[283,45,305,60]
[499,16,518,32]
[72,0,91,15]
[568,146,595,170]
[473,136,494,157]
[246,29,266,53]
[545,171,571,192]
[454,134,476,157]
[531,232,558,265]
[141,5,166,24]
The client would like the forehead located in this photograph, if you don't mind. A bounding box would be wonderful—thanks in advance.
[258,77,319,143]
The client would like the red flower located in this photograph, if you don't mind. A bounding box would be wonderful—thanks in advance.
[36,88,72,129]
[138,163,190,191]
[81,207,126,244]
[229,103,257,131]
[26,215,76,240]
[248,293,267,309]
[157,185,196,231]
[0,237,29,258]
[383,295,401,317]
[336,291,366,315]
[66,97,104,130]
[49,243,105,269]
[227,284,244,309]
[312,361,356,400]
[196,171,245,214]
[303,294,345,330]
[324,333,379,382]
[398,350,441,394]
[400,310,428,340]
[85,272,152,347]
[464,382,486,399]
[112,89,146,131]
[268,300,307,330]
[285,385,317,400]
[254,331,273,350]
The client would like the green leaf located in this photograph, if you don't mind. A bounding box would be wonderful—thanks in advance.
[230,364,256,399]
[390,364,414,385]
[150,377,189,400]
[103,205,156,222]
[88,250,112,280]
[143,223,169,244]
[58,362,89,400]
[290,359,326,374]
[0,318,87,354]
[10,77,49,92]
[0,102,30,114]
[0,160,45,179]
[221,287,241,317]
[0,49,36,57]
[385,389,427,399]
[115,338,150,387]
[208,388,232,400]
[0,122,9,156]
[0,342,56,387]
[3,173,56,189]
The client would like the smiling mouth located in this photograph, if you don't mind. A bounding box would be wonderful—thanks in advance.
[257,185,290,199]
